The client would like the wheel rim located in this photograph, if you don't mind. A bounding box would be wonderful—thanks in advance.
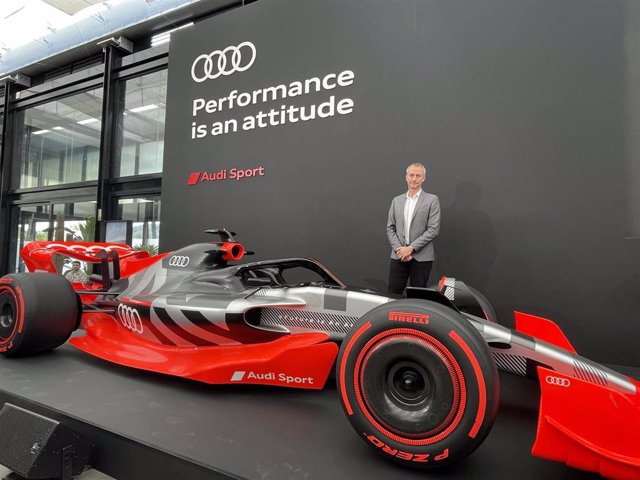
[387,361,431,406]
[355,329,467,445]
[0,288,18,342]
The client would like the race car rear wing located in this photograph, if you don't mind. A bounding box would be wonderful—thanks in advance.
[21,241,137,271]
[19,241,161,281]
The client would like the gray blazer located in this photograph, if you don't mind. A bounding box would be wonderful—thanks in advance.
[387,190,441,262]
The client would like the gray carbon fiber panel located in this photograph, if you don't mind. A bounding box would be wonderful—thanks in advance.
[573,358,607,386]
[260,308,358,334]
[492,352,527,377]
[323,289,347,311]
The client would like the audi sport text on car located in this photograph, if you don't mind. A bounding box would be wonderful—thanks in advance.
[0,229,638,479]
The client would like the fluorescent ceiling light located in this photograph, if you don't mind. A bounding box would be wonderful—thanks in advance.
[33,129,50,135]
[77,117,99,125]
[53,126,64,130]
[151,21,193,47]
[152,33,170,42]
[129,104,158,113]
[151,38,169,47]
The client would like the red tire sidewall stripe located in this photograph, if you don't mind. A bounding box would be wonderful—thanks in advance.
[353,327,467,446]
[449,330,486,439]
[0,286,19,343]
[16,287,25,334]
[358,332,462,441]
[340,321,372,415]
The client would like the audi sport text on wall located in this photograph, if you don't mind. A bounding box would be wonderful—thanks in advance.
[186,166,266,186]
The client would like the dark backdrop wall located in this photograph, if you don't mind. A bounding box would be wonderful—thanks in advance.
[161,0,640,366]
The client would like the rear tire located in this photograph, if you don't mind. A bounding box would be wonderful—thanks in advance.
[0,273,79,356]
[337,299,499,468]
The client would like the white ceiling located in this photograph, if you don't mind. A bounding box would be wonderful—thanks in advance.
[0,0,103,54]
[40,0,104,15]
[0,0,236,78]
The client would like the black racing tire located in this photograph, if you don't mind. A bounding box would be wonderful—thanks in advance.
[467,286,498,323]
[337,299,499,469]
[0,273,80,357]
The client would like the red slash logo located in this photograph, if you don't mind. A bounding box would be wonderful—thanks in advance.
[388,311,429,324]
[187,172,201,186]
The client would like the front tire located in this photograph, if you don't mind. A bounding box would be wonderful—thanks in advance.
[337,299,499,468]
[0,273,80,356]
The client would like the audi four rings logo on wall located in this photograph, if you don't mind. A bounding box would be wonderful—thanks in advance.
[117,304,144,334]
[546,376,571,387]
[168,255,190,267]
[190,41,256,83]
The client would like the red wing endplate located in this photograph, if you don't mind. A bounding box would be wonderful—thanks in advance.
[533,367,640,480]
[514,311,577,353]
[71,313,338,390]
[516,312,640,479]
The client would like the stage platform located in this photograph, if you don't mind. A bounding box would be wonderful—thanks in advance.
[0,341,634,480]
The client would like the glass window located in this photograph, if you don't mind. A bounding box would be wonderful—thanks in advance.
[115,71,167,177]
[120,43,169,67]
[116,196,161,253]
[16,63,104,100]
[11,201,97,273]
[12,204,52,273]
[0,111,3,155]
[52,201,98,243]
[11,87,103,189]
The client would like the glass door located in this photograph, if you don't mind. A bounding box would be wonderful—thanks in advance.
[115,196,161,254]
[13,204,52,273]
[11,200,97,273]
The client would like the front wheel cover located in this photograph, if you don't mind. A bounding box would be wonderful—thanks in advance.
[337,299,499,468]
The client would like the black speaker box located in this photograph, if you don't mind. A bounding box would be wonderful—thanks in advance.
[0,403,92,479]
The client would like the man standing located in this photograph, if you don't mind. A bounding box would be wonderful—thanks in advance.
[386,163,441,294]
[65,260,89,284]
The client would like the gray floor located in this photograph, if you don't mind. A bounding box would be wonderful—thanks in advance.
[0,465,113,479]
[2,342,636,480]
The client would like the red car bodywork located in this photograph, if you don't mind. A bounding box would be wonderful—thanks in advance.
[18,240,640,479]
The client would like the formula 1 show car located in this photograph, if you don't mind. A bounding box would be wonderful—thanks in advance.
[0,230,638,478]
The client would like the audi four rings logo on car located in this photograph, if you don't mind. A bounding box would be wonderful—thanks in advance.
[191,41,256,83]
[546,375,571,387]
[117,304,144,334]
[168,255,190,267]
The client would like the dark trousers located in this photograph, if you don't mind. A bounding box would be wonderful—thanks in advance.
[387,258,433,295]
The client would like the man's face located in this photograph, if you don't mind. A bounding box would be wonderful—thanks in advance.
[406,166,425,191]
[72,262,80,271]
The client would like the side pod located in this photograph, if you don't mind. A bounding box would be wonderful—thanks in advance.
[533,367,640,480]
